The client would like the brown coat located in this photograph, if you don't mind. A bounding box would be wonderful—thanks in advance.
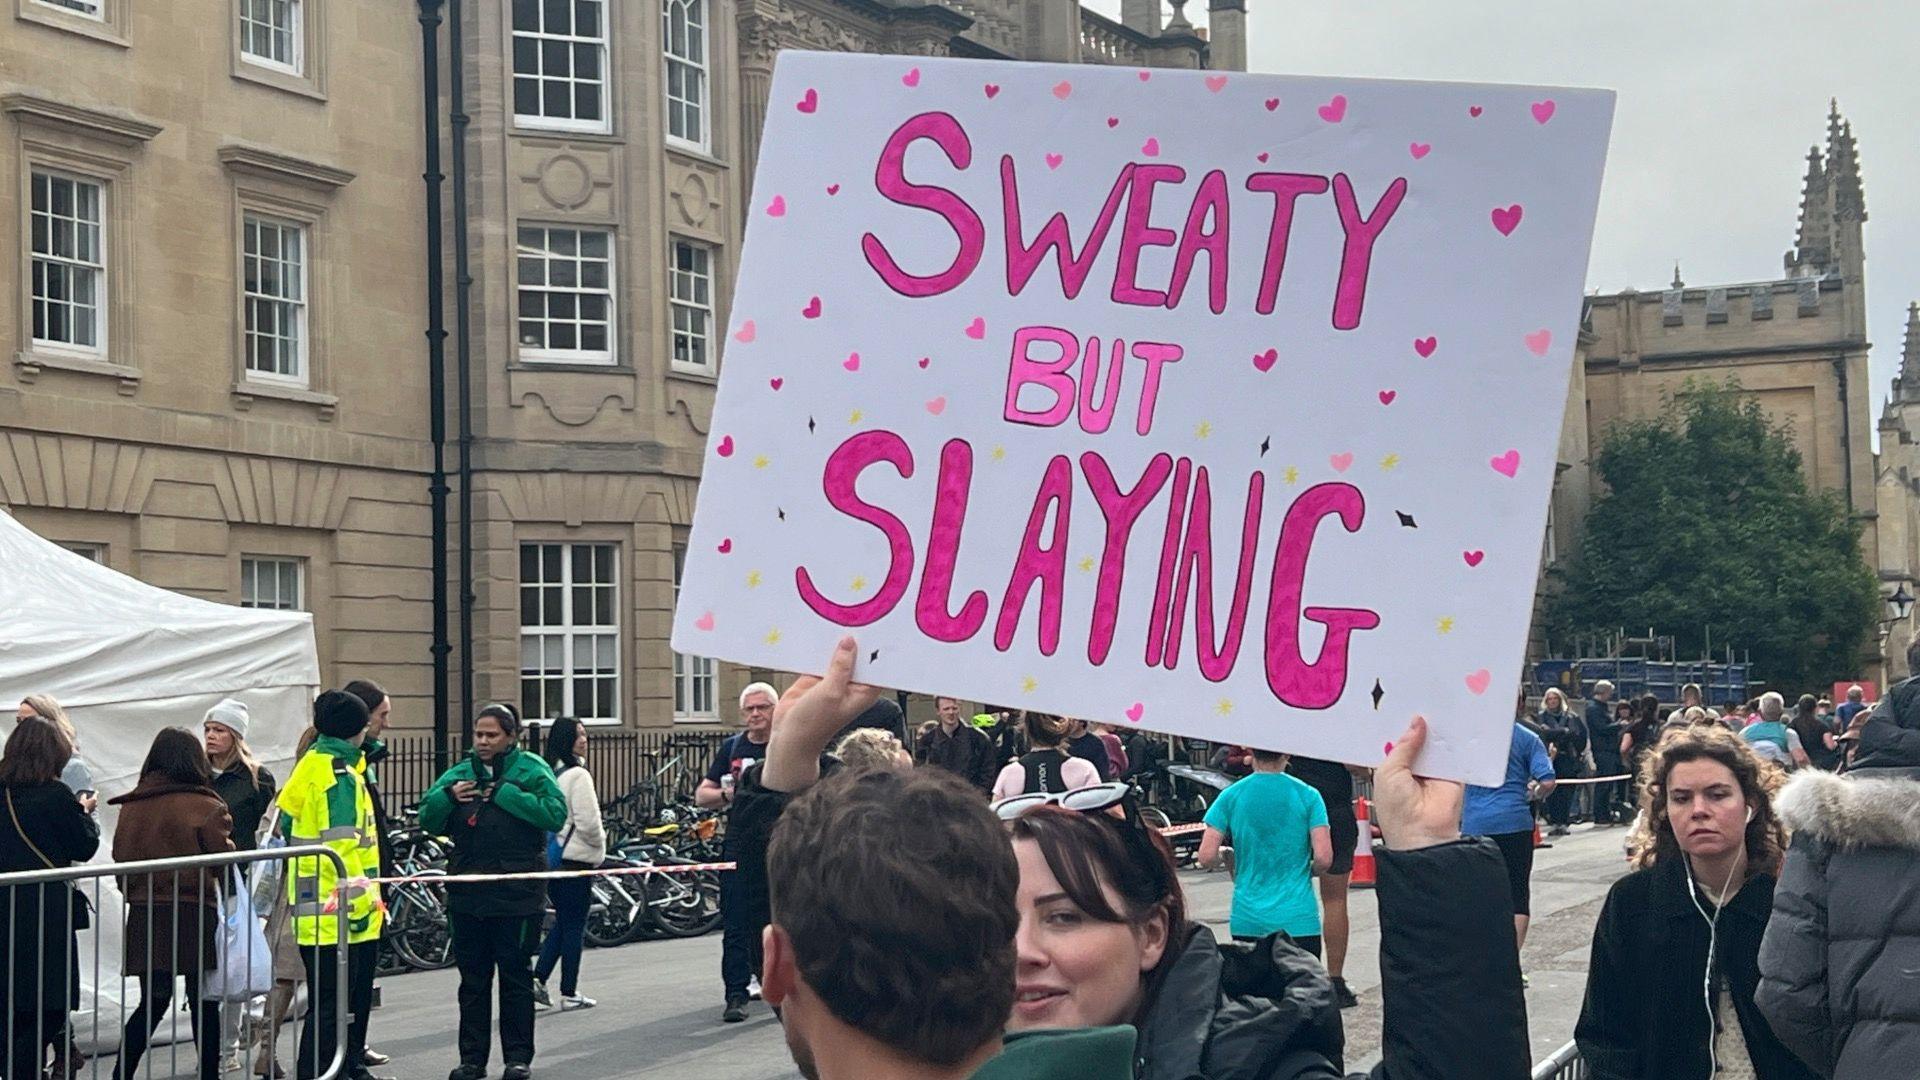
[109,776,234,973]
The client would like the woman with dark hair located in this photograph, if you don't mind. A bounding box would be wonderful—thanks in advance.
[994,716,1532,1080]
[1576,725,1814,1079]
[533,717,606,1011]
[1787,693,1838,771]
[0,716,99,1080]
[109,727,236,1080]
[990,713,1100,799]
[1619,693,1662,800]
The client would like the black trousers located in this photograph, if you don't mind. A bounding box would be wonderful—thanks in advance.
[117,971,219,1080]
[6,1009,65,1080]
[451,913,538,1068]
[1590,754,1626,822]
[718,872,768,1001]
[295,940,377,1080]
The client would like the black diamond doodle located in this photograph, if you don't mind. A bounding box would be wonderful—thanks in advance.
[1259,436,1271,457]
[777,507,786,521]
[808,416,816,434]
[1370,679,1385,710]
[869,650,881,664]
[1395,511,1418,529]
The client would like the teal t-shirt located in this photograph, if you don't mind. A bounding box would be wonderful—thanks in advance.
[1202,771,1329,939]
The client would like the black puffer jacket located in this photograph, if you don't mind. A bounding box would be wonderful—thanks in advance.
[1758,764,1920,1078]
[1136,839,1531,1080]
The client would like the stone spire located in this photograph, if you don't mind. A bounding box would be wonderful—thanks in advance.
[1827,100,1867,225]
[1786,142,1830,276]
[1901,302,1920,402]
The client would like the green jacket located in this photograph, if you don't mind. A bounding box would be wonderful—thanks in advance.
[418,746,566,917]
[969,1026,1137,1080]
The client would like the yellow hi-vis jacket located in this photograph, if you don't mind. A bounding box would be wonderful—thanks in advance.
[278,737,384,946]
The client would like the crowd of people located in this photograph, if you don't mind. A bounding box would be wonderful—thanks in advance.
[0,639,1916,1080]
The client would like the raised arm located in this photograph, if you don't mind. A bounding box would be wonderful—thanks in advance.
[762,636,878,793]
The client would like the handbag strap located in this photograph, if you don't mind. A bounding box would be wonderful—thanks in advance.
[7,789,58,870]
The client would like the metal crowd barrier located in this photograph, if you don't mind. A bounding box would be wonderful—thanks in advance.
[0,845,349,1080]
[1530,1040,1586,1080]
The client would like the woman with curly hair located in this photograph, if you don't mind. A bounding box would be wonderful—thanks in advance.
[1576,725,1815,1079]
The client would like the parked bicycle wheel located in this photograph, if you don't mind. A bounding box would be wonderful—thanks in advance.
[390,876,455,971]
[585,873,644,948]
[646,864,723,938]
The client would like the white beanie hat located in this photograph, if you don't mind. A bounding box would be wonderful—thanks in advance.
[204,698,251,741]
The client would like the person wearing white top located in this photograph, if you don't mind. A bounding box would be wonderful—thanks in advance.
[533,718,605,1012]
[990,712,1102,800]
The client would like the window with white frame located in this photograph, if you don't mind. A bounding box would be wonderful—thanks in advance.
[240,557,303,610]
[239,0,303,73]
[29,171,105,353]
[672,546,716,719]
[34,0,103,18]
[59,542,104,563]
[662,0,708,151]
[512,0,608,132]
[243,215,309,383]
[520,542,620,724]
[517,226,614,363]
[668,238,712,373]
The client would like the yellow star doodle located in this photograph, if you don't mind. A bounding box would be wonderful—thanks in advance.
[851,575,868,593]
[1078,555,1096,573]
[746,570,763,589]
[753,454,771,469]
[1020,675,1038,694]
[992,445,1006,461]
[765,628,782,645]
[1283,465,1300,485]
[849,409,863,425]
[1380,453,1401,471]
[1195,420,1213,439]
[1437,616,1456,635]
[1215,698,1234,716]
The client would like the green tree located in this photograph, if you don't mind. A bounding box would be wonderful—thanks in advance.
[1546,380,1879,691]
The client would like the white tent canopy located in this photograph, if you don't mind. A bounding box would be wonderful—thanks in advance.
[0,508,320,1047]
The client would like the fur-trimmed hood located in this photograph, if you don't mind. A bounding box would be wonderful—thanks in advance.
[1776,767,1920,850]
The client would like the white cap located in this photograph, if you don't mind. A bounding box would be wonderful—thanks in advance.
[204,698,251,741]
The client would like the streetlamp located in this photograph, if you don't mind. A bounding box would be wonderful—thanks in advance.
[1887,583,1916,625]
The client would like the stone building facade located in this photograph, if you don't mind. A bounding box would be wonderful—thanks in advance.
[1,0,1247,733]
[1552,103,1914,684]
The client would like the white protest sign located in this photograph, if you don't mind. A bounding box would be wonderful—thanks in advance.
[672,52,1613,784]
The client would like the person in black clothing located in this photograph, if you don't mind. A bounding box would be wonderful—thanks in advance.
[204,699,277,848]
[1583,681,1624,825]
[340,680,398,1080]
[1065,717,1115,779]
[915,696,997,793]
[1287,755,1367,1008]
[834,694,908,746]
[695,682,777,1022]
[0,717,100,1080]
[1619,693,1663,803]
[991,713,1103,799]
[1535,689,1586,835]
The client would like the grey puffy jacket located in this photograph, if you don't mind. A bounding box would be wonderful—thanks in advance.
[1756,766,1920,1078]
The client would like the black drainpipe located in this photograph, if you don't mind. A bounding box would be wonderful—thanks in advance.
[417,0,451,772]
[449,0,477,739]
[1834,354,1855,514]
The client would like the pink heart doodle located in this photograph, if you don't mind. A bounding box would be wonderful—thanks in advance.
[1378,389,1397,405]
[925,396,947,415]
[1413,336,1437,358]
[1137,70,1151,81]
[901,67,921,88]
[1531,99,1556,124]
[1489,450,1521,477]
[1264,97,1280,111]
[1463,550,1485,567]
[1256,152,1270,163]
[695,612,716,632]
[1106,116,1119,128]
[795,88,818,114]
[766,195,787,217]
[1524,329,1553,356]
[1465,669,1491,695]
[1052,80,1073,100]
[842,352,861,372]
[1317,94,1347,122]
[1329,452,1354,473]
[1205,75,1228,93]
[1491,204,1523,236]
[825,183,840,196]
[715,435,734,458]
[768,377,783,391]
[1252,348,1278,372]
[718,538,733,554]
[1141,137,1160,157]
[917,357,931,369]
[1125,702,1145,723]
[802,296,822,319]
[1469,105,1483,117]
[733,320,757,344]
[1045,152,1064,170]
[965,317,986,340]
[984,84,1000,99]
[1409,142,1432,159]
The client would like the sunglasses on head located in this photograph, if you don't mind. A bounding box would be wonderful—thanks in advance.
[990,781,1132,820]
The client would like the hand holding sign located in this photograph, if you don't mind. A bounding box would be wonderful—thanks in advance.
[676,53,1612,784]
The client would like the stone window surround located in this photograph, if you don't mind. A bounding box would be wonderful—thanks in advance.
[671,540,717,721]
[16,0,130,47]
[8,95,158,396]
[518,533,626,727]
[509,0,613,136]
[662,0,710,154]
[239,552,305,610]
[219,144,354,420]
[515,220,620,366]
[231,526,332,667]
[667,234,715,376]
[230,0,329,101]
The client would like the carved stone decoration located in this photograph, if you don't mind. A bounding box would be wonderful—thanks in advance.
[667,396,713,437]
[514,390,630,426]
[531,152,602,211]
[671,168,721,230]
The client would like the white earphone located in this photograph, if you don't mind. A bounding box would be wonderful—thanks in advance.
[1683,803,1753,1073]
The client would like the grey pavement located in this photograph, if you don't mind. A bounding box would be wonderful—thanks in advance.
[345,823,1629,1079]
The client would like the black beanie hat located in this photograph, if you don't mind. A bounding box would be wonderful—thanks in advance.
[314,689,371,740]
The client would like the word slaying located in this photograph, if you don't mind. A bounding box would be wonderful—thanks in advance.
[794,431,1381,709]
[860,111,1409,327]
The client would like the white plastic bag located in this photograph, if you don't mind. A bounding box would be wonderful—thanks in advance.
[205,873,274,1002]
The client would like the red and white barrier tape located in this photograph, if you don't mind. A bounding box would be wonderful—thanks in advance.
[1158,822,1208,838]
[1548,773,1632,786]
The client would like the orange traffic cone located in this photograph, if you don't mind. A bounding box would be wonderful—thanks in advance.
[1533,819,1547,849]
[1349,796,1377,889]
